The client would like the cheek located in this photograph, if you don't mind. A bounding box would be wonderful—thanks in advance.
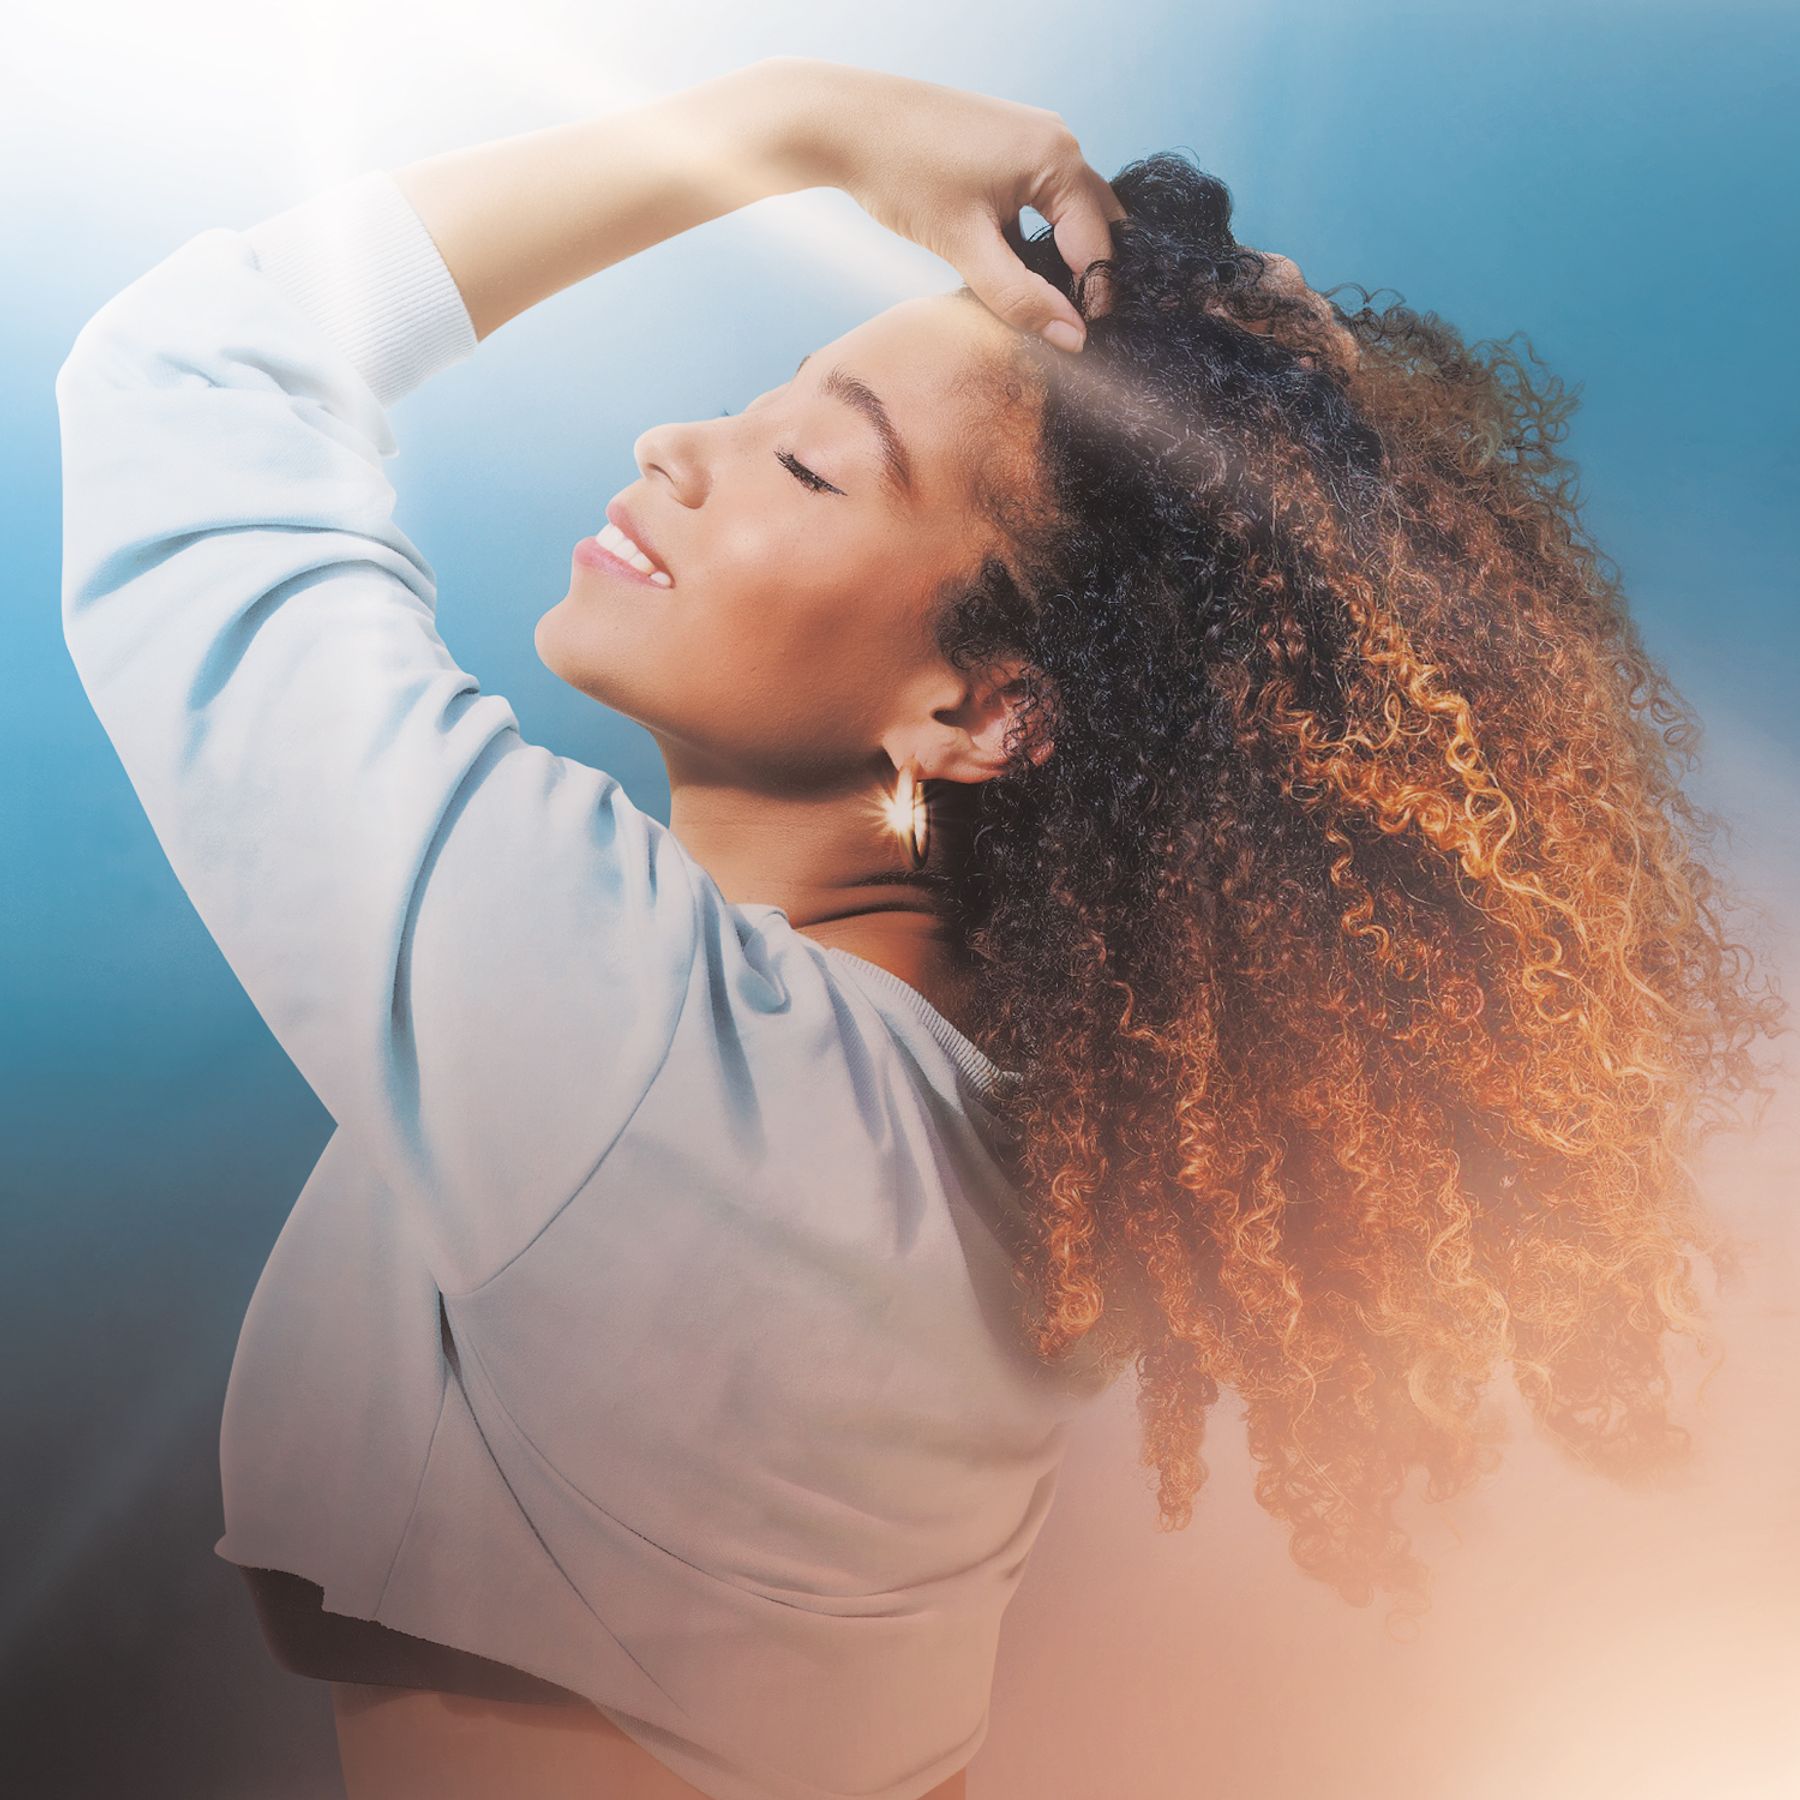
[718,565,920,742]
[538,522,933,768]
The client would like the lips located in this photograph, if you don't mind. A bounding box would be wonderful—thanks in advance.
[605,497,671,579]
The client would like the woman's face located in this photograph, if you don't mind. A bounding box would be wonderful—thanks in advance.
[535,294,1038,792]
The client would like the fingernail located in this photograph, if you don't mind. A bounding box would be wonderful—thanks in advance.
[1044,320,1084,353]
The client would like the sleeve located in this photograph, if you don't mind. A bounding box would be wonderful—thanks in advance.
[55,169,712,1296]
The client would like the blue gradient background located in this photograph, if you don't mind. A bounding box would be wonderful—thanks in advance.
[5,4,1796,1795]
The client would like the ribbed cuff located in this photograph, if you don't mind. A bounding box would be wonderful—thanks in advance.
[243,168,479,412]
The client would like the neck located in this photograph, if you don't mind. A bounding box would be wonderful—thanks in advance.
[662,749,983,1019]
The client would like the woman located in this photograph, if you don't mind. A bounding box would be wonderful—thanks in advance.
[57,53,1782,1800]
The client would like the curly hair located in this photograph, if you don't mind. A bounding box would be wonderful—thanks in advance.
[915,151,1790,1619]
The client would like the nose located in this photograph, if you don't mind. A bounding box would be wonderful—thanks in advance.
[633,405,745,505]
[631,422,698,507]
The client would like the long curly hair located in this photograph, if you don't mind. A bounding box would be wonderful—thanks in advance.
[917,151,1790,1617]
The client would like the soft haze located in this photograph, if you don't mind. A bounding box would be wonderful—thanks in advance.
[4,3,1796,1794]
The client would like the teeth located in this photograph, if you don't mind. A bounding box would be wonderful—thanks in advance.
[597,520,672,586]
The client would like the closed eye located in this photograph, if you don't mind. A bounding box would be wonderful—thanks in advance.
[776,450,841,494]
[719,405,845,496]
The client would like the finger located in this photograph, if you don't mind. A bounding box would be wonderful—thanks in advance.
[1053,167,1128,319]
[954,212,1090,351]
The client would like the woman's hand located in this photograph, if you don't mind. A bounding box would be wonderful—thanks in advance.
[764,56,1127,353]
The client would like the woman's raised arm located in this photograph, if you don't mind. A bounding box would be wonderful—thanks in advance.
[389,58,823,343]
[393,55,1124,351]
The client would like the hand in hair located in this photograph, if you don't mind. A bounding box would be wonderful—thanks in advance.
[764,56,1128,352]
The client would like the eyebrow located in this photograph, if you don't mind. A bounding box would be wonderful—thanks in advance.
[794,351,914,502]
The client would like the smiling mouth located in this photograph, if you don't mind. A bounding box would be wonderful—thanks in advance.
[574,533,673,589]
[601,504,674,584]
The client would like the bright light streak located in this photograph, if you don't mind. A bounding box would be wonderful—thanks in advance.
[6,1,954,307]
[871,767,926,861]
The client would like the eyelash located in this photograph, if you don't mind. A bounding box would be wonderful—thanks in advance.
[718,407,836,493]
[777,451,835,492]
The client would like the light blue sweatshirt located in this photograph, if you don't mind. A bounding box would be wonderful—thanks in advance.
[56,168,1114,1800]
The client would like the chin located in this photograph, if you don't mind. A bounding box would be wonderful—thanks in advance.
[534,610,634,714]
[532,605,559,669]
[533,599,588,683]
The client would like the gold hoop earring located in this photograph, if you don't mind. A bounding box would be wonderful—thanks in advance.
[895,761,930,870]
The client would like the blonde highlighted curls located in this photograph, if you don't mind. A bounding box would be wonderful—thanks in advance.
[922,152,1789,1619]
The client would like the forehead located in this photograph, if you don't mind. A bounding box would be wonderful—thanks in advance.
[808,296,1033,508]
[828,293,1014,386]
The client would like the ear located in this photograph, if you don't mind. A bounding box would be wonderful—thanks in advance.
[889,658,1057,782]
